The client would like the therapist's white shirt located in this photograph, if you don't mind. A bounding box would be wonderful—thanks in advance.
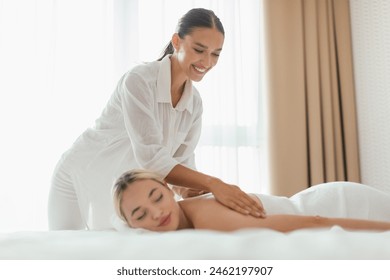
[62,55,203,229]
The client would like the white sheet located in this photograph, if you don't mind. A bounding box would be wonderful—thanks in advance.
[1,227,390,259]
[1,181,390,259]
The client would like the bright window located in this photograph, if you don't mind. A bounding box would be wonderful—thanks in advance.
[0,0,265,231]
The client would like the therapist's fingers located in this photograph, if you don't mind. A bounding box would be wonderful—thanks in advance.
[211,183,266,218]
[244,198,266,218]
[240,192,266,216]
[231,193,266,218]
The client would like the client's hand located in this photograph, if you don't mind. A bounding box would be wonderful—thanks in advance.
[209,178,266,218]
[172,185,209,198]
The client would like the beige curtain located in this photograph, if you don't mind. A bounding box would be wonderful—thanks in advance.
[263,0,360,196]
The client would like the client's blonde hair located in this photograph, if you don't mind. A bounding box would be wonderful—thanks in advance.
[112,169,166,222]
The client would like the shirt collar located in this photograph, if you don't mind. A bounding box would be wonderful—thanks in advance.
[157,55,194,113]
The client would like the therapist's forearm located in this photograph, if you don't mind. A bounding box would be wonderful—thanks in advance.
[165,164,219,192]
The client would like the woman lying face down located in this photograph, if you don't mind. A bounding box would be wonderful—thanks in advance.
[113,170,189,231]
[113,170,390,233]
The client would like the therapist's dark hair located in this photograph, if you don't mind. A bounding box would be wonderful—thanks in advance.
[157,8,225,61]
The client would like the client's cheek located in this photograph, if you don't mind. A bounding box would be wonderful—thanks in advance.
[128,219,143,229]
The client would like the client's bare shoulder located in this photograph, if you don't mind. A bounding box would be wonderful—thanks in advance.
[178,194,226,228]
[178,193,261,231]
[178,193,219,216]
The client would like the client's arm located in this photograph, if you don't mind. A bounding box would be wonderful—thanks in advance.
[236,215,390,233]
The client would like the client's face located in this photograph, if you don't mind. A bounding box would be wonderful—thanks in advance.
[120,179,181,232]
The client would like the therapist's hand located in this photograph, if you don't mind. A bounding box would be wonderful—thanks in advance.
[209,178,266,218]
[165,164,265,217]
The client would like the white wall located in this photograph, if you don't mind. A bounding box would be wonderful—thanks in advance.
[350,0,390,193]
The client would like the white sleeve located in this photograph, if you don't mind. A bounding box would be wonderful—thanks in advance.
[172,98,203,170]
[119,72,179,177]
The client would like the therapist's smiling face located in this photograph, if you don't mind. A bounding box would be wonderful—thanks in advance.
[173,27,224,82]
[121,179,181,232]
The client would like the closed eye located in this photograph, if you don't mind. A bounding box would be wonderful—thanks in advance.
[155,194,163,202]
[194,48,220,58]
[136,211,147,221]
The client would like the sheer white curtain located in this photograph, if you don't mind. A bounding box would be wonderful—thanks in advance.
[0,0,264,231]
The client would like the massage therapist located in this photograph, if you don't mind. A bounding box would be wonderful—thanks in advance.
[48,8,264,230]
